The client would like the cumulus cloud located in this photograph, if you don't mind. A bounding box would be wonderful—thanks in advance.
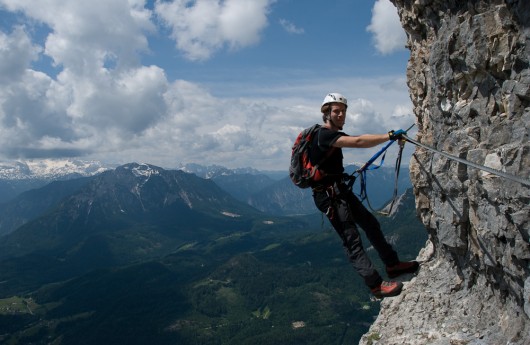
[367,0,406,55]
[1,0,154,71]
[0,0,170,159]
[0,27,75,157]
[0,0,412,170]
[144,80,298,169]
[118,73,413,170]
[155,0,273,61]
[67,66,169,133]
[0,26,41,83]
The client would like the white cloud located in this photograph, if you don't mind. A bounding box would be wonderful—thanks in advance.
[0,26,76,157]
[367,0,406,55]
[1,0,154,72]
[0,26,41,83]
[0,0,167,158]
[0,0,412,170]
[66,65,169,134]
[279,19,304,34]
[155,0,273,61]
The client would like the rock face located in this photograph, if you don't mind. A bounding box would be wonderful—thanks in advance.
[361,1,530,344]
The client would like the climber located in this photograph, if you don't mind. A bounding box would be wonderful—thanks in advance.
[309,92,419,298]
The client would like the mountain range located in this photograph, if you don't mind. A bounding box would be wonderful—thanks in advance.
[0,159,114,204]
[0,161,425,344]
[0,159,412,216]
[0,163,296,293]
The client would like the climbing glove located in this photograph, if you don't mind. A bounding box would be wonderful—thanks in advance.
[388,129,407,141]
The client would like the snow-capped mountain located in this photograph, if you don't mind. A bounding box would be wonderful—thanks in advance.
[177,163,261,179]
[0,159,279,181]
[0,159,114,180]
[0,162,264,249]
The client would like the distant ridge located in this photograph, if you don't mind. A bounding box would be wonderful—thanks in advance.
[0,159,113,180]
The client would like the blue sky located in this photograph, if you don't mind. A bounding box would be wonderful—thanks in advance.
[0,0,415,171]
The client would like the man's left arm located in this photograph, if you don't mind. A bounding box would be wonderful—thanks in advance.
[333,133,389,148]
[333,129,407,148]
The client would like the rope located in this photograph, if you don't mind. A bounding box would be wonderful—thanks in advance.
[378,139,405,216]
[346,137,400,215]
[356,139,394,173]
[403,134,530,187]
[348,124,417,215]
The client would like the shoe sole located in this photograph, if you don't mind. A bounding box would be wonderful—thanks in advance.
[372,288,402,299]
[371,284,403,299]
[386,263,419,278]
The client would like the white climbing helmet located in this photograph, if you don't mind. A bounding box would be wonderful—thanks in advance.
[321,92,348,112]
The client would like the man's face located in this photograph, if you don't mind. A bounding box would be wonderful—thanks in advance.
[329,103,347,130]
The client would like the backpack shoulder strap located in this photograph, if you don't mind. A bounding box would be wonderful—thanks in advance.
[313,126,336,165]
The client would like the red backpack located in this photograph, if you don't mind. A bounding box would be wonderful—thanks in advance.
[289,124,334,188]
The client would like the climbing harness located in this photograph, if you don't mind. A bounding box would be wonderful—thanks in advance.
[402,134,530,187]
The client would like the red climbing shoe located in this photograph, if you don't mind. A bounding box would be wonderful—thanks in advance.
[386,261,419,278]
[370,281,403,298]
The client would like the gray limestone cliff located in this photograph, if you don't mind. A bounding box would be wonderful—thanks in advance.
[360,1,530,344]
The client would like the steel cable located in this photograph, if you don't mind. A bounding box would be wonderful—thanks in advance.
[403,134,530,187]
